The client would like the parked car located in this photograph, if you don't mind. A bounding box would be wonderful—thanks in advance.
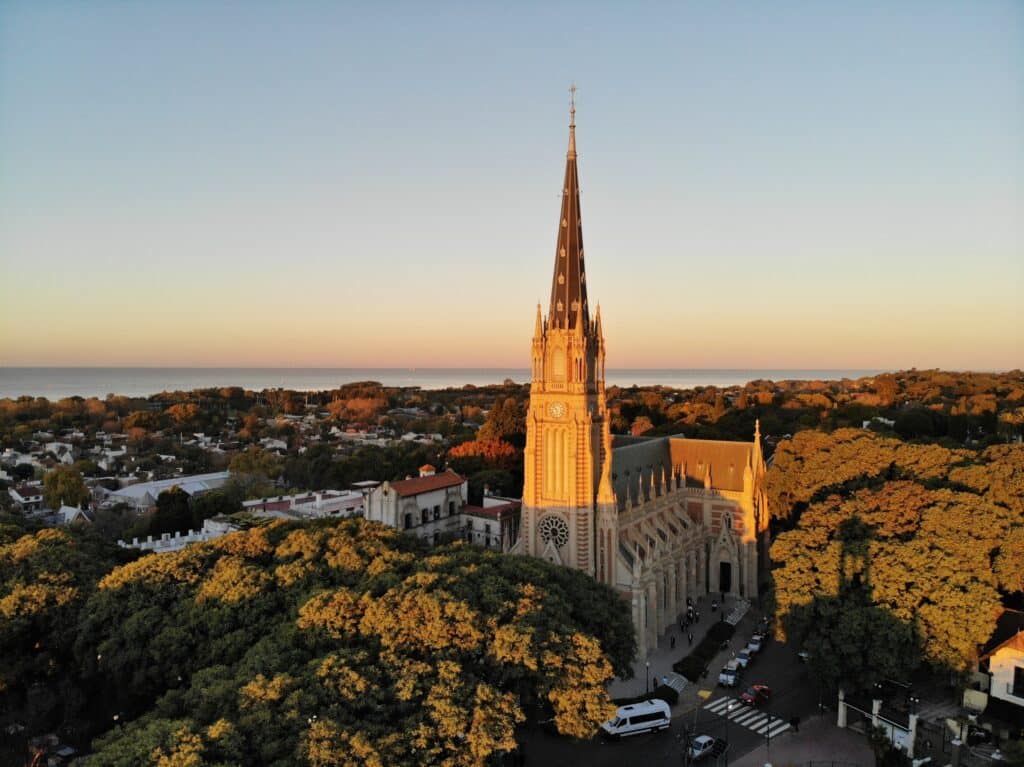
[966,725,993,746]
[747,635,763,653]
[797,648,812,663]
[740,684,771,706]
[599,699,672,739]
[735,649,752,669]
[718,660,742,687]
[689,735,728,761]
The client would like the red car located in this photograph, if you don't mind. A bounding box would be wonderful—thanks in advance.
[740,684,771,706]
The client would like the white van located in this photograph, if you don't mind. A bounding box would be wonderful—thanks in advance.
[600,699,672,738]
[718,659,742,687]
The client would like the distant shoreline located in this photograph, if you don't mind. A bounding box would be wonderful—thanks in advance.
[0,367,890,400]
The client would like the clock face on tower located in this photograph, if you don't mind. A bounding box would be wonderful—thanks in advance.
[548,401,567,419]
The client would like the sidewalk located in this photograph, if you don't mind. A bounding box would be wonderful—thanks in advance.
[608,594,752,710]
[729,712,874,767]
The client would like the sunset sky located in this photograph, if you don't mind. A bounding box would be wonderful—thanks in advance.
[1,2,1021,370]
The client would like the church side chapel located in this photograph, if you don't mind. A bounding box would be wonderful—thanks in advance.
[513,91,771,658]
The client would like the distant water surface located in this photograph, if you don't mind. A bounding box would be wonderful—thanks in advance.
[0,368,885,400]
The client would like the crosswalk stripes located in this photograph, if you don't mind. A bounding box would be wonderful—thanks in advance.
[704,696,791,738]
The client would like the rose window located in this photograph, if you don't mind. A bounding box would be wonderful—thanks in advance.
[538,515,570,548]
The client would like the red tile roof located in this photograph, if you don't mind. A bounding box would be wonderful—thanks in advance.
[388,470,465,497]
[461,501,521,519]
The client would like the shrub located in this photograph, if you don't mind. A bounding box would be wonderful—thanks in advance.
[673,655,707,682]
[612,684,679,707]
[706,620,735,644]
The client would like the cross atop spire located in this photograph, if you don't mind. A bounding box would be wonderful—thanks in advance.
[568,83,577,158]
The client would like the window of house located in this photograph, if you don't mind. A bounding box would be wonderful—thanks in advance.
[433,532,441,545]
[465,530,473,543]
[421,508,429,524]
[433,505,441,520]
[448,501,455,516]
[485,523,492,534]
[485,536,490,548]
[1013,666,1024,698]
[404,513,413,530]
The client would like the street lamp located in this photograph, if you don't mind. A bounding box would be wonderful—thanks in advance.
[725,701,736,766]
[909,696,920,715]
[645,661,651,696]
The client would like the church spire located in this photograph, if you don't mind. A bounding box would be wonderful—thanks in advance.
[549,84,588,331]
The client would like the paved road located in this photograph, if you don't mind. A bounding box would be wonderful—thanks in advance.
[522,633,822,766]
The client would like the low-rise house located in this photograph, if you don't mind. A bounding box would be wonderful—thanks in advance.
[9,483,44,512]
[43,442,76,465]
[365,467,466,544]
[57,505,94,526]
[461,499,521,552]
[978,609,1024,722]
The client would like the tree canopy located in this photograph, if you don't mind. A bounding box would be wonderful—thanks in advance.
[0,515,634,765]
[768,430,1024,692]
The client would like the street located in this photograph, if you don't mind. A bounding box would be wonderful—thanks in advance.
[522,631,821,766]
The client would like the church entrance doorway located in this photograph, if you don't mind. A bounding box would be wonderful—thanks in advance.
[719,561,732,594]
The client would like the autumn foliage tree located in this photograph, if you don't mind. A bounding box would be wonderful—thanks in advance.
[20,517,638,765]
[768,430,1023,693]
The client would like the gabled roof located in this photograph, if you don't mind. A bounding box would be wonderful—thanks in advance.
[980,609,1024,660]
[387,470,465,498]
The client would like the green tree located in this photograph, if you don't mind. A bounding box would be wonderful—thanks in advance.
[43,467,89,510]
[150,487,193,536]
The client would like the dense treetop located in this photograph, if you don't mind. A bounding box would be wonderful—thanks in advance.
[0,516,634,765]
[767,430,1024,693]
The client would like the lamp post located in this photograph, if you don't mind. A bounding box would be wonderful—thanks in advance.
[725,701,736,767]
[645,661,651,696]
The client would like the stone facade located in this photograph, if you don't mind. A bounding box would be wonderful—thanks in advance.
[514,106,770,658]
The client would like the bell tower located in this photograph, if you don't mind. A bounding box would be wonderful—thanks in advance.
[521,89,617,585]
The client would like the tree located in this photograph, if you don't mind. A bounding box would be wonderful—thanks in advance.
[12,463,35,481]
[76,517,633,765]
[43,467,89,510]
[478,398,525,443]
[150,487,193,536]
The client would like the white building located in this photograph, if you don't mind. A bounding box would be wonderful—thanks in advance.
[107,471,231,512]
[978,610,1024,715]
[8,483,45,512]
[364,467,467,545]
[243,490,363,519]
[460,499,521,552]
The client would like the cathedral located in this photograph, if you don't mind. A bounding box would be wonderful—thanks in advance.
[511,100,771,659]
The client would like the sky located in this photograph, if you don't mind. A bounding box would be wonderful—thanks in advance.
[1,1,1021,370]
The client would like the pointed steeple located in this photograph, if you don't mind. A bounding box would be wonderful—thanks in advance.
[549,85,588,331]
[534,303,543,337]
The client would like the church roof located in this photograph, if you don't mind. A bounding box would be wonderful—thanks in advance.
[548,91,589,331]
[669,438,754,493]
[609,435,756,502]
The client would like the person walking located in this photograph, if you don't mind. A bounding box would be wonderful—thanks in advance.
[670,635,676,650]
[687,631,693,646]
